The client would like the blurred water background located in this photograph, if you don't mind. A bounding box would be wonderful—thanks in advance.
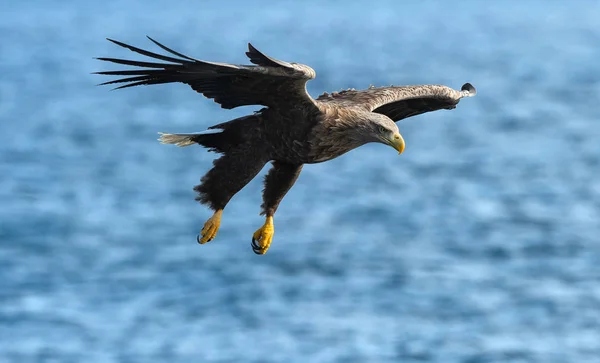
[1,0,599,362]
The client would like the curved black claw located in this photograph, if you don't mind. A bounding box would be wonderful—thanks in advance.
[251,237,263,255]
[197,233,214,244]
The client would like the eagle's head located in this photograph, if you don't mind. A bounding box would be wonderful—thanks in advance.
[359,112,405,154]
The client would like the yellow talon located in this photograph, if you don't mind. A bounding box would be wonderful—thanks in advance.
[251,216,274,254]
[198,209,222,244]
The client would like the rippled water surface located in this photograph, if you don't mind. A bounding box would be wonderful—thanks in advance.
[1,1,599,362]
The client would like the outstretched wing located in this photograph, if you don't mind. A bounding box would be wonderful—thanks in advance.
[95,37,317,110]
[316,83,476,121]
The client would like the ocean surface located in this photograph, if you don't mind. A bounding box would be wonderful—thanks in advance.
[1,1,599,362]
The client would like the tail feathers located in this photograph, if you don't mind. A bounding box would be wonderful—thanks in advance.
[158,132,200,147]
[158,128,232,152]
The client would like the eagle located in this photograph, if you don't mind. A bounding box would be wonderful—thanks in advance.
[95,37,476,255]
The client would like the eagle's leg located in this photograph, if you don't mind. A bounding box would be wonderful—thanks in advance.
[252,162,303,254]
[194,152,267,244]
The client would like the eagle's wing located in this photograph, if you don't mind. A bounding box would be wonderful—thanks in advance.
[95,37,317,110]
[316,83,476,121]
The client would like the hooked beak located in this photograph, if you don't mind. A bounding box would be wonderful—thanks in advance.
[386,132,405,154]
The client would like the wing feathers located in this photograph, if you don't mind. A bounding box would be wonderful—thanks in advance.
[245,43,293,68]
[106,38,193,65]
[460,82,477,97]
[95,37,316,109]
[145,36,200,62]
[316,84,475,122]
[97,75,154,86]
[95,57,181,69]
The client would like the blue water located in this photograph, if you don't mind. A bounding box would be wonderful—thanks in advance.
[2,1,599,362]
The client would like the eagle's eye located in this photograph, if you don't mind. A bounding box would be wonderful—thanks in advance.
[378,126,386,134]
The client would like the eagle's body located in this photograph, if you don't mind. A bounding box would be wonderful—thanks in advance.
[96,37,476,254]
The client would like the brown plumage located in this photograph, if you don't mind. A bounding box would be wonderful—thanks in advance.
[95,36,476,254]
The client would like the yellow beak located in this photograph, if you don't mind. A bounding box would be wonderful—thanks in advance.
[389,133,405,154]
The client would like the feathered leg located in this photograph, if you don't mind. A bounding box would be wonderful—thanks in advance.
[195,152,267,244]
[252,161,303,254]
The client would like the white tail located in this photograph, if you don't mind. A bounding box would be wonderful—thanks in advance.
[157,132,197,147]
[157,129,224,147]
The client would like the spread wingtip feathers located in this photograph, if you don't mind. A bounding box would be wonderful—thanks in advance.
[460,83,477,97]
